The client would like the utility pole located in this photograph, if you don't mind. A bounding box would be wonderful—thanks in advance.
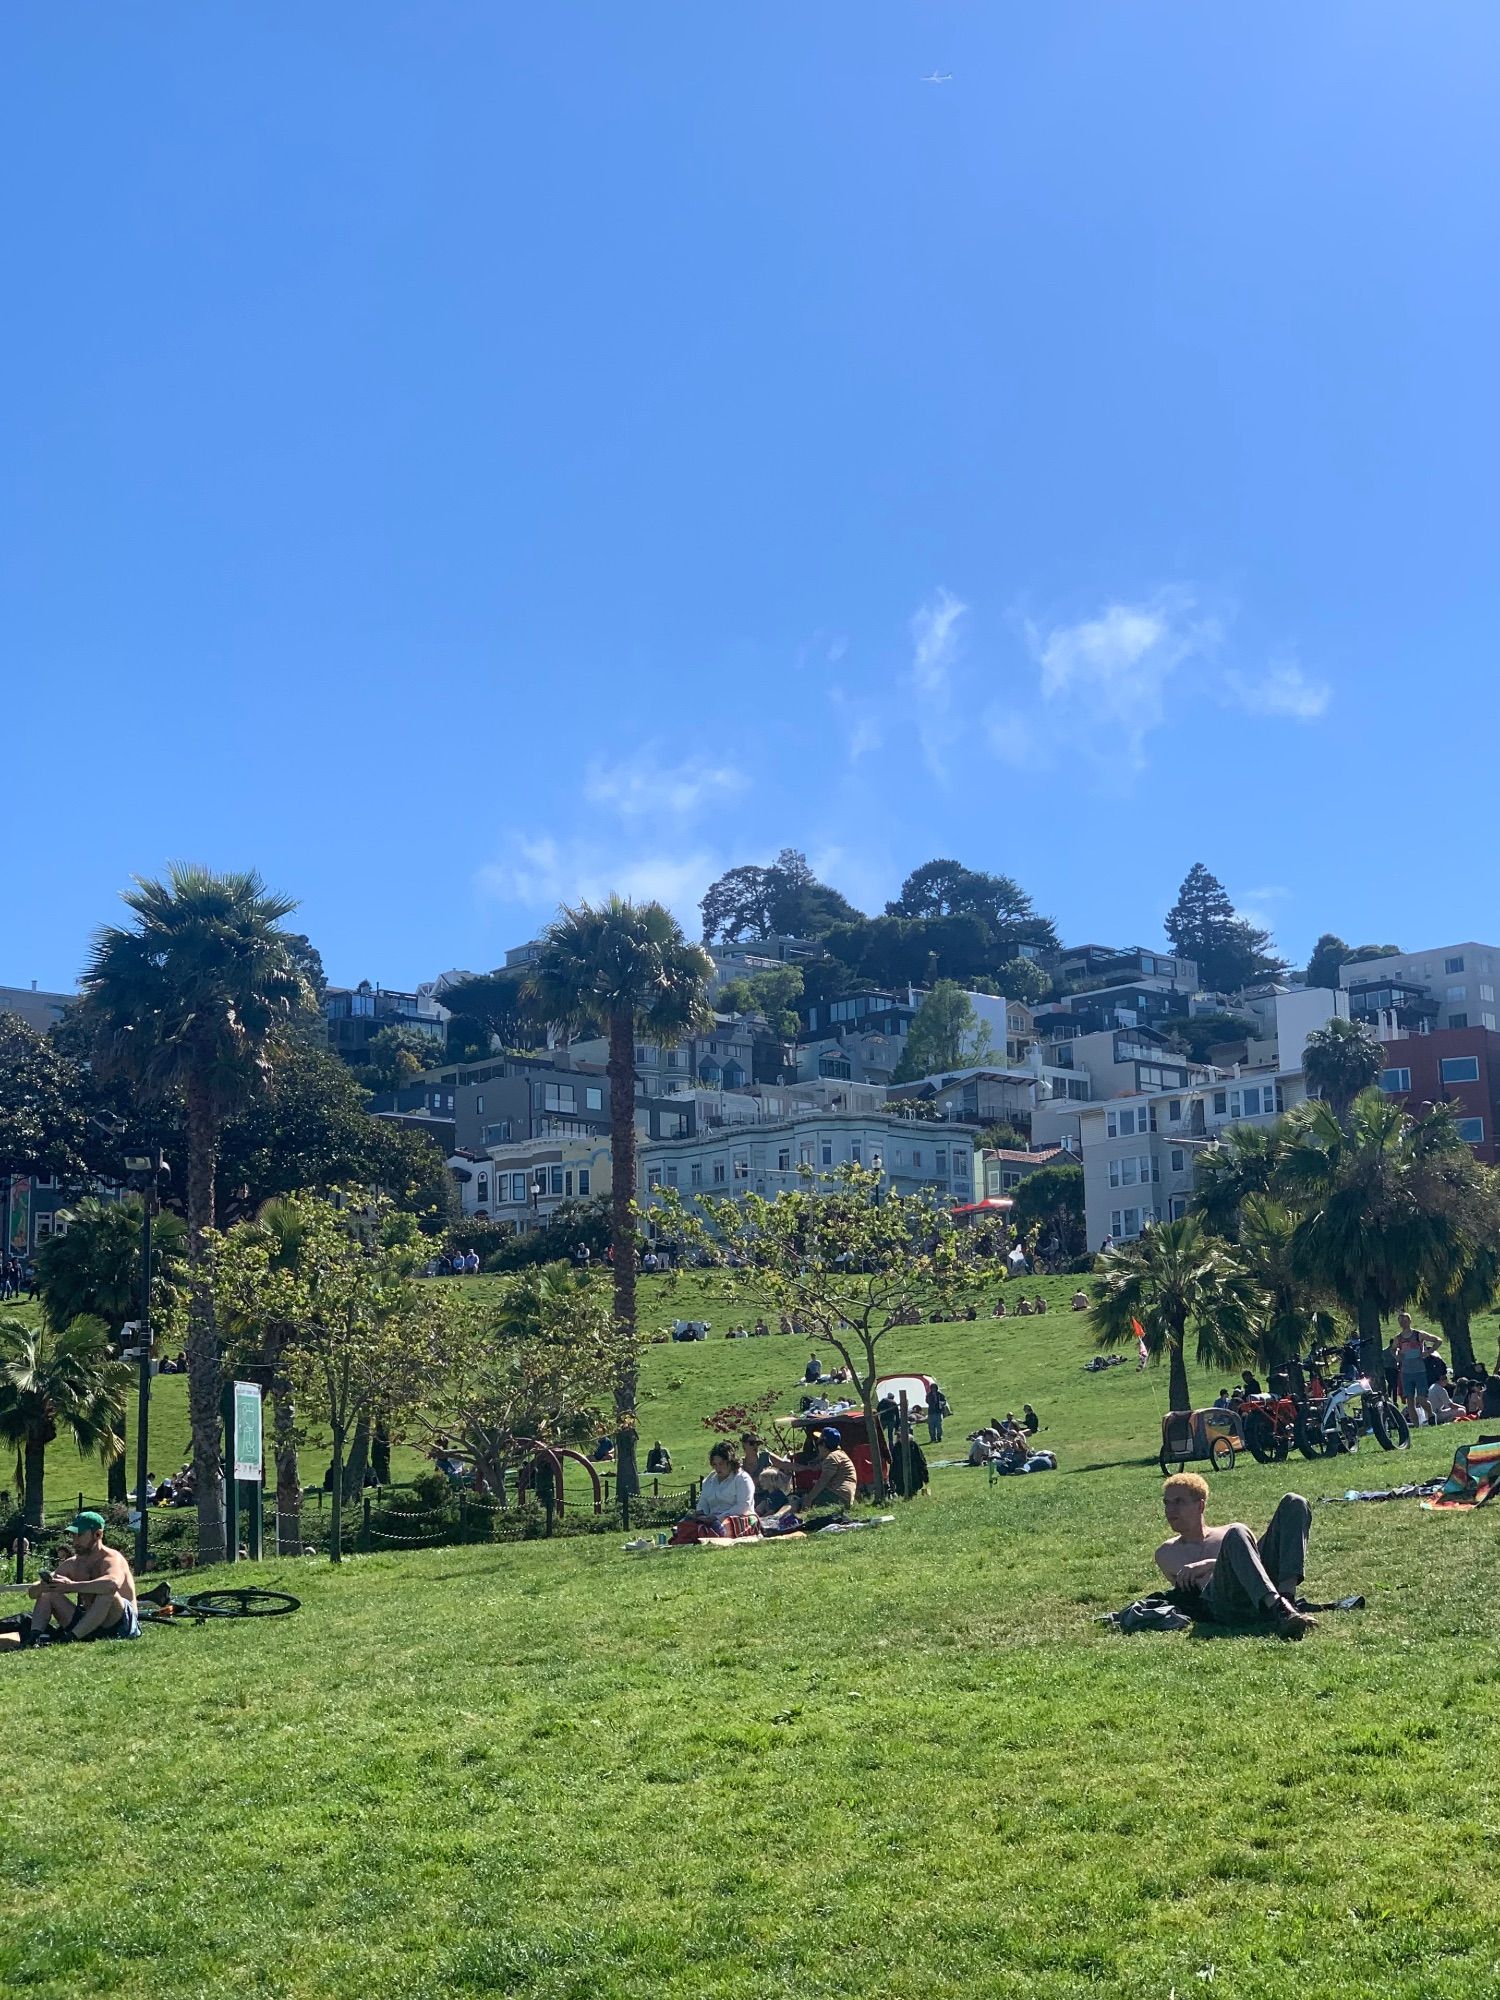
[124,1150,168,1572]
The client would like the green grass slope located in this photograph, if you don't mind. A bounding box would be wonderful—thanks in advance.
[4,1277,1499,1998]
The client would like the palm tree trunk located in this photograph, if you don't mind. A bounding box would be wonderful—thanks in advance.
[185,1079,227,1565]
[1167,1326,1191,1415]
[1355,1298,1384,1382]
[1438,1305,1477,1382]
[272,1386,301,1555]
[22,1436,46,1527]
[607,1009,641,1502]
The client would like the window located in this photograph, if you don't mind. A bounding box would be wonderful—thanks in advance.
[1482,985,1496,1004]
[1002,1171,1021,1191]
[1167,1099,1182,1123]
[1449,1014,1469,1030]
[510,1173,527,1204]
[1170,1149,1185,1174]
[1379,1068,1411,1094]
[712,1162,726,1184]
[850,1142,862,1165]
[585,1086,603,1112]
[564,1171,574,1197]
[1213,1091,1227,1116]
[821,1143,833,1167]
[550,1167,565,1196]
[1441,1056,1480,1085]
[647,1167,662,1190]
[688,1165,701,1189]
[666,1050,687,1071]
[953,1152,969,1182]
[1456,1117,1485,1144]
[1447,986,1467,1003]
[800,1142,814,1167]
[1169,1196,1188,1221]
[475,1095,484,1115]
[733,1154,749,1180]
[1446,956,1465,974]
[777,1147,791,1172]
[1110,1206,1142,1240]
[986,1164,1002,1195]
[1486,1014,1497,1031]
[543,1083,576,1114]
[476,1173,490,1204]
[665,1165,679,1188]
[911,1148,923,1172]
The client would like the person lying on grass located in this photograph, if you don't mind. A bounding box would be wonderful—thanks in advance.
[1154,1475,1317,1640]
[20,1512,141,1649]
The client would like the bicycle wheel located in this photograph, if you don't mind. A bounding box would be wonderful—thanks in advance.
[1371,1398,1409,1451]
[1243,1411,1277,1465]
[184,1588,300,1619]
[1294,1411,1323,1460]
[1210,1438,1236,1472]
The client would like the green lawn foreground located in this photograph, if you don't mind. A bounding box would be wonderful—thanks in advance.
[4,1278,1499,1998]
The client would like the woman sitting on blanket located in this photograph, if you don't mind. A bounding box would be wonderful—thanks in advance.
[688,1444,758,1538]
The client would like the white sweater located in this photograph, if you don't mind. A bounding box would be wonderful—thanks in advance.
[697,1468,757,1522]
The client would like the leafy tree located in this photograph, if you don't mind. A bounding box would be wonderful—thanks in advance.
[485,1194,613,1271]
[34,1197,187,1346]
[823,913,997,991]
[363,1024,440,1095]
[438,969,534,1061]
[79,864,312,1563]
[715,963,805,1039]
[1410,1103,1500,1380]
[651,1166,997,1499]
[886,859,1058,956]
[0,1314,127,1525]
[995,957,1050,1008]
[0,1013,89,1187]
[1343,943,1402,967]
[526,899,713,1500]
[1302,1016,1383,1125]
[699,851,860,943]
[1164,863,1285,992]
[891,982,996,1083]
[1091,1218,1255,1414]
[1008,1163,1086,1259]
[207,1190,455,1562]
[1304,934,1350,991]
[974,1123,1031,1152]
[427,1263,616,1498]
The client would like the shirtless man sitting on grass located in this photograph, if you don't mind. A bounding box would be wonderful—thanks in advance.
[1154,1474,1318,1640]
[21,1511,141,1649]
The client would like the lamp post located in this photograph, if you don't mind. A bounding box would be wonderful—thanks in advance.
[124,1150,168,1572]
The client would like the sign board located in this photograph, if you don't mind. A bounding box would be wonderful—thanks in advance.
[232,1381,263,1483]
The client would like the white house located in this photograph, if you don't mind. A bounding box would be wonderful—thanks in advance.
[638,1111,974,1211]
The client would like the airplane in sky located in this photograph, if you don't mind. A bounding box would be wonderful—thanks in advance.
[921,71,953,84]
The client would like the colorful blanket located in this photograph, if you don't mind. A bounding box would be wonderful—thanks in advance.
[1421,1435,1500,1511]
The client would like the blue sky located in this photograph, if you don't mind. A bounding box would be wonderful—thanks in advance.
[5,4,1497,993]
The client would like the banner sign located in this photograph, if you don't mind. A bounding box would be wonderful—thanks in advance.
[232,1381,263,1483]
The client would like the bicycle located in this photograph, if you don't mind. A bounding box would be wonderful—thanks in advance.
[137,1582,301,1625]
[1303,1344,1411,1454]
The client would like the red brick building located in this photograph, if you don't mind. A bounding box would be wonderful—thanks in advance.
[1375,1027,1500,1163]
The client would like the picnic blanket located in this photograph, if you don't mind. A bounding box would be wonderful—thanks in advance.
[624,1517,895,1555]
[1421,1435,1500,1511]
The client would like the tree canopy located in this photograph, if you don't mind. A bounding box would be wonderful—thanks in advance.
[1163,863,1285,993]
[891,982,996,1084]
[886,858,1058,956]
[699,849,862,943]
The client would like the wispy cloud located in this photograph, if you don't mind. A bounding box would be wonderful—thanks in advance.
[584,748,746,820]
[908,587,967,778]
[1024,589,1221,771]
[475,836,720,926]
[1224,654,1331,721]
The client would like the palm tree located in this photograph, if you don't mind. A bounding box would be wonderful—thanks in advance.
[1279,1092,1449,1378]
[1092,1217,1255,1414]
[1230,1194,1337,1372]
[526,898,713,1499]
[1302,1016,1382,1126]
[34,1197,187,1342]
[0,1315,128,1525]
[80,865,311,1562]
[1191,1122,1285,1240]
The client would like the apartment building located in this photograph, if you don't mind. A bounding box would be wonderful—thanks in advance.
[369,1051,610,1153]
[0,982,74,1035]
[1373,1027,1500,1163]
[323,981,449,1066]
[457,1135,612,1230]
[640,1076,886,1143]
[639,1111,975,1210]
[1341,942,1500,1036]
[888,1065,1046,1129]
[1034,946,1200,1041]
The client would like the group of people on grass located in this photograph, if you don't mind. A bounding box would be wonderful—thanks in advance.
[678,1425,860,1542]
[966,1407,1042,1466]
[1383,1314,1499,1425]
[990,1294,1049,1318]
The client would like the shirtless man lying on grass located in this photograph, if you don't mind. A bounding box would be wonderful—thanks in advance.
[1155,1474,1318,1640]
[19,1511,141,1649]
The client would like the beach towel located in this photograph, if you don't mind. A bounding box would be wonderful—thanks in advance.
[1421,1435,1500,1511]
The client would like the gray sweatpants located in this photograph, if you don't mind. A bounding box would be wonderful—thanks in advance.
[1202,1495,1311,1622]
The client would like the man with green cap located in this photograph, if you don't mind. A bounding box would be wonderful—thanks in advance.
[24,1511,141,1646]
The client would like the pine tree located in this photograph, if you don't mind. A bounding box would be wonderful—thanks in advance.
[1164,863,1284,994]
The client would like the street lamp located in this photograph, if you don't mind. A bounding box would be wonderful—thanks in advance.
[122,1149,169,1572]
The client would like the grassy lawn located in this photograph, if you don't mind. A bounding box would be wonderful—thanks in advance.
[4,1277,1499,1996]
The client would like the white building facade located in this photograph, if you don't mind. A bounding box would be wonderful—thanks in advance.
[639,1112,974,1211]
